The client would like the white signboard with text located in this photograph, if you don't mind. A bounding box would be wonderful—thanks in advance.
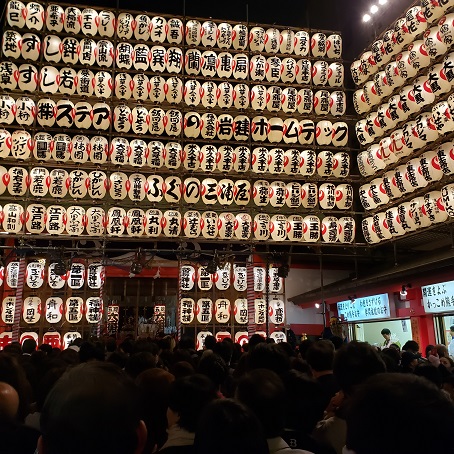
[337,293,390,322]
[422,281,454,313]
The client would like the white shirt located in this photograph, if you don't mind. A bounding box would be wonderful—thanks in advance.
[448,338,454,357]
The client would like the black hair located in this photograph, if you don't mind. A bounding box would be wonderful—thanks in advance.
[306,340,335,372]
[40,362,142,454]
[281,370,326,433]
[236,368,286,438]
[203,335,216,350]
[346,373,454,454]
[333,341,386,395]
[450,325,454,331]
[167,374,218,432]
[197,352,228,387]
[22,338,37,354]
[402,340,419,353]
[380,328,391,335]
[195,399,268,454]
[247,342,291,375]
[124,351,156,379]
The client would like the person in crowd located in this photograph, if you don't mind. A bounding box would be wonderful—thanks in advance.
[202,335,216,353]
[401,340,420,354]
[281,370,336,454]
[0,353,33,423]
[380,328,400,349]
[0,381,40,454]
[194,399,269,454]
[236,368,313,454]
[448,325,454,357]
[197,352,229,397]
[247,342,291,375]
[436,343,450,358]
[425,344,436,359]
[22,339,37,356]
[136,368,175,453]
[400,351,419,373]
[38,362,147,454]
[440,355,454,373]
[125,351,157,379]
[313,341,386,454]
[159,374,218,453]
[380,348,400,373]
[344,374,454,454]
[78,341,104,362]
[306,340,339,408]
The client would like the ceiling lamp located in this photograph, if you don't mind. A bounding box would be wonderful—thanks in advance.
[378,0,387,4]
[370,4,379,14]
[363,14,371,22]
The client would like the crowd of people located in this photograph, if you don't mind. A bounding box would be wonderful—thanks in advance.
[0,333,454,454]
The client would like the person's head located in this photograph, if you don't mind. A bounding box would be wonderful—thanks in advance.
[414,363,443,388]
[247,342,291,375]
[236,368,286,438]
[436,344,449,358]
[450,325,454,336]
[440,356,454,371]
[194,399,268,454]
[0,381,19,423]
[22,338,37,354]
[78,341,104,362]
[197,352,228,388]
[248,333,266,350]
[281,370,326,434]
[203,335,216,351]
[39,344,53,355]
[167,374,218,433]
[425,344,435,358]
[380,348,401,373]
[39,362,146,454]
[401,351,419,371]
[333,341,386,396]
[0,352,33,422]
[306,340,335,373]
[125,352,156,379]
[380,328,391,340]
[402,340,419,353]
[345,373,454,454]
[136,368,175,452]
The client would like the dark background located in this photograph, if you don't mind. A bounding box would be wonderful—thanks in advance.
[88,0,416,61]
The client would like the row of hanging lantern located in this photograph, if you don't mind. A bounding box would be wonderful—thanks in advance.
[357,102,452,177]
[0,63,343,111]
[0,331,81,350]
[1,260,104,290]
[0,164,353,205]
[0,38,344,86]
[351,3,454,88]
[0,130,349,173]
[180,264,283,293]
[179,297,284,325]
[0,203,356,243]
[353,48,454,121]
[355,51,454,147]
[361,186,454,244]
[5,1,342,59]
[0,97,347,139]
[1,295,103,325]
[359,145,452,210]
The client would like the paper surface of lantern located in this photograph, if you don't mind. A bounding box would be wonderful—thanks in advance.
[145,209,162,237]
[65,297,83,323]
[195,298,213,323]
[23,297,41,324]
[45,297,63,324]
[214,298,230,323]
[201,211,218,239]
[180,298,195,324]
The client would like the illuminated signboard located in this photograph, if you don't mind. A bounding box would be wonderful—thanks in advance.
[337,293,390,322]
[422,281,454,313]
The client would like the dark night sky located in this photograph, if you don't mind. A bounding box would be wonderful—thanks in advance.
[87,0,416,61]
